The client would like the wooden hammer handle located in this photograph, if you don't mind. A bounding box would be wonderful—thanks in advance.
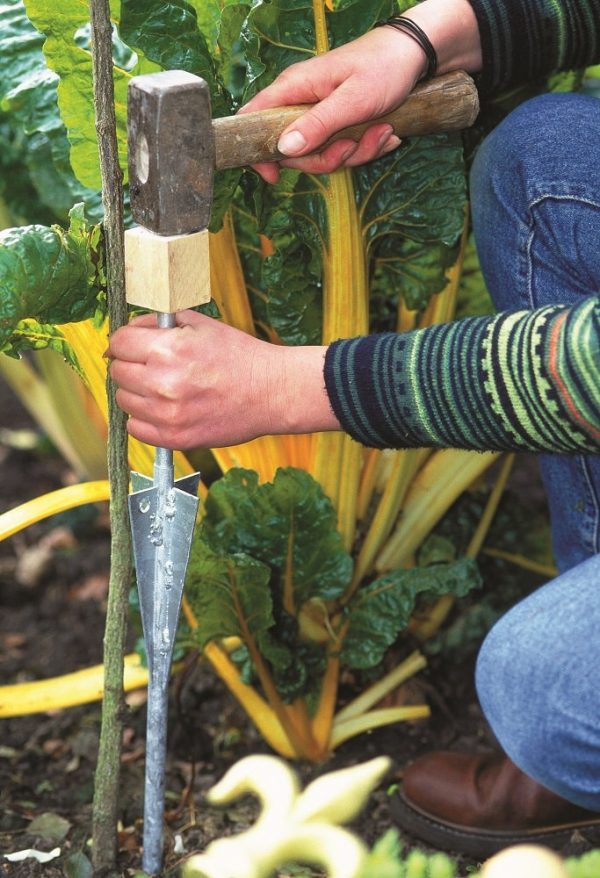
[213,70,478,171]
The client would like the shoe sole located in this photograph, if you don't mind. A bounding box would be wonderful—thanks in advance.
[389,790,600,859]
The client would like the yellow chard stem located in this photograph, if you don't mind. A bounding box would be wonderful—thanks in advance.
[331,705,430,750]
[0,654,149,718]
[356,448,380,521]
[209,213,255,335]
[465,453,515,559]
[203,642,297,758]
[334,649,427,722]
[306,1,369,550]
[34,348,108,479]
[313,167,369,550]
[350,447,430,595]
[0,351,105,480]
[0,481,110,540]
[376,449,500,571]
[482,547,557,579]
[411,453,515,642]
[311,653,340,752]
[228,573,321,760]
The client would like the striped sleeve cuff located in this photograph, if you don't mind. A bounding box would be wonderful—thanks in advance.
[468,0,600,93]
[324,298,600,454]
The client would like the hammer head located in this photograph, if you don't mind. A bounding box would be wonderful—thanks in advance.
[128,70,215,237]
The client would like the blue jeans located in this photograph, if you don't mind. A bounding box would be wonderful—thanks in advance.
[470,93,600,810]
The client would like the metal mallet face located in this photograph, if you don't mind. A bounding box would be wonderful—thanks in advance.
[128,69,215,236]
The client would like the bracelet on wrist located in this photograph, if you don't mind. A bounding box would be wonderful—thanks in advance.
[373,16,438,79]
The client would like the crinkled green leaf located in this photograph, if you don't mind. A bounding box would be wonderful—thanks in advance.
[23,0,160,191]
[1,320,83,377]
[252,169,325,344]
[201,467,352,606]
[327,0,394,47]
[0,208,102,351]
[341,558,481,669]
[119,0,217,93]
[185,545,274,649]
[0,1,101,221]
[358,134,466,311]
[216,4,251,101]
[241,0,315,100]
[0,111,54,226]
[185,467,350,701]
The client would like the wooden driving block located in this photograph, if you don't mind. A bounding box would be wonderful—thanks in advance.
[124,225,211,312]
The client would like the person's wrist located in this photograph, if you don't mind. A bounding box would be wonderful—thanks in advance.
[401,0,483,75]
[366,24,429,84]
[374,17,437,80]
[273,345,340,435]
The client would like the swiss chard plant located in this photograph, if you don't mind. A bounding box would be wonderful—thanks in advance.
[1,0,510,759]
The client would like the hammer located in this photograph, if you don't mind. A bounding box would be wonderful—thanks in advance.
[123,67,478,876]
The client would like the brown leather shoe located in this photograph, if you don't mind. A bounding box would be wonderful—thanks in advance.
[389,751,600,858]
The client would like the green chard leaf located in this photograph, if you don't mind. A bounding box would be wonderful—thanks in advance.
[23,0,161,191]
[1,320,83,375]
[357,133,466,313]
[0,207,102,351]
[200,467,352,606]
[0,0,101,221]
[185,467,352,701]
[238,168,326,345]
[341,558,481,669]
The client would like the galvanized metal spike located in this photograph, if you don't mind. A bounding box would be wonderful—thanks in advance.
[126,314,202,874]
[129,465,199,874]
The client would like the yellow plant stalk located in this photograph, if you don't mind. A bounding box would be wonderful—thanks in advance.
[203,642,296,759]
[0,481,110,540]
[308,3,368,550]
[209,214,256,335]
[482,547,557,579]
[350,447,430,594]
[330,706,430,750]
[377,448,501,571]
[334,650,427,723]
[35,348,109,479]
[313,162,369,549]
[411,453,515,642]
[0,654,148,718]
[0,350,106,480]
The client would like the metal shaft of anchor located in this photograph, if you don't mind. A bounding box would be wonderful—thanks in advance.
[142,310,175,875]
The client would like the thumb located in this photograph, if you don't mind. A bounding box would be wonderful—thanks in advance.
[277,78,381,157]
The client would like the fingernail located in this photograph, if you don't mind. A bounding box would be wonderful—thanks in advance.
[278,130,307,156]
[382,135,401,154]
[377,126,394,149]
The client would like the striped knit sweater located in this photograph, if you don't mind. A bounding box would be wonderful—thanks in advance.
[468,0,600,93]
[324,296,600,453]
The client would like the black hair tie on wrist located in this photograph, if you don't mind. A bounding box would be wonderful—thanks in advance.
[373,16,438,79]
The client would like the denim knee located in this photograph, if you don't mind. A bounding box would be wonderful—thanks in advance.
[475,556,600,811]
[470,92,600,312]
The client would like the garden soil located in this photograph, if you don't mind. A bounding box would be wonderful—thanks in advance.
[0,375,595,878]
